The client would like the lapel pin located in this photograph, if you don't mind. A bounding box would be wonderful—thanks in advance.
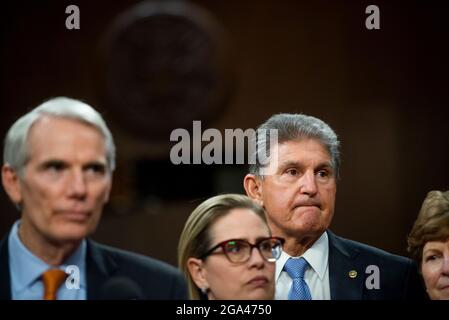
[348,270,357,278]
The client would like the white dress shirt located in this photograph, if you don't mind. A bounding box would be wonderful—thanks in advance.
[275,231,331,300]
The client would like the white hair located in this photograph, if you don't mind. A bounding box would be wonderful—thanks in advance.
[3,97,116,175]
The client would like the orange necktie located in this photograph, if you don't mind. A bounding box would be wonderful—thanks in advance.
[42,269,68,300]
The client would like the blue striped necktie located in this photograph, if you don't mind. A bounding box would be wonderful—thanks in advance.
[284,257,312,300]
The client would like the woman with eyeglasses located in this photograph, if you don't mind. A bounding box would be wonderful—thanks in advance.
[178,194,284,300]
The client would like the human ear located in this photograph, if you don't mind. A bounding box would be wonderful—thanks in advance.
[187,257,211,292]
[243,174,264,206]
[2,164,23,206]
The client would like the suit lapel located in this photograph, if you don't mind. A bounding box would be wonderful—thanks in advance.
[86,239,118,299]
[0,234,120,300]
[327,230,364,300]
[0,234,12,300]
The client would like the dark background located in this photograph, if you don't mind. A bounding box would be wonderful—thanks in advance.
[1,0,448,266]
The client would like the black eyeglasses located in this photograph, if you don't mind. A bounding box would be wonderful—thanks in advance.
[200,237,284,263]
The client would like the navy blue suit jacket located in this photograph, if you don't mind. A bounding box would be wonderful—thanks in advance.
[327,230,427,300]
[0,234,187,300]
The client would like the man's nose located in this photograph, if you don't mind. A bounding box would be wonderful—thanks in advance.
[68,169,87,199]
[299,171,318,196]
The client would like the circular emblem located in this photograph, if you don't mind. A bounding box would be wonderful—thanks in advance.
[348,270,358,278]
[102,1,232,141]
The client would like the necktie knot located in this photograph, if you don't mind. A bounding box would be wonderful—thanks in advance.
[284,257,309,279]
[42,269,68,300]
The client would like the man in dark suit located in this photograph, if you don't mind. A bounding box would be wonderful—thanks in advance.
[0,97,187,300]
[244,113,426,300]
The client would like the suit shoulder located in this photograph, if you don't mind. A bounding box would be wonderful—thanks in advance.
[330,232,413,268]
[87,240,188,299]
[92,241,181,278]
[328,231,427,300]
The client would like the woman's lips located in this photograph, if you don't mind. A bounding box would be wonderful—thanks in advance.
[247,276,269,287]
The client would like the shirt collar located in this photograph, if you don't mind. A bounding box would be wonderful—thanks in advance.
[276,231,329,281]
[8,220,87,293]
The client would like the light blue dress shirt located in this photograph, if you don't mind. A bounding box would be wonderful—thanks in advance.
[8,220,87,300]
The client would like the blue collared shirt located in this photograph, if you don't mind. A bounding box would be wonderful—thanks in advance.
[8,220,87,300]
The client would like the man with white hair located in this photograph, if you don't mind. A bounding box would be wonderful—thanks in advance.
[0,97,187,300]
[244,113,427,300]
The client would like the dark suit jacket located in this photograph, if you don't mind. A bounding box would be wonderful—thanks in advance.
[0,234,187,300]
[327,230,427,300]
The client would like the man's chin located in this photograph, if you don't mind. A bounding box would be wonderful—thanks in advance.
[293,210,321,224]
[50,224,93,244]
[288,219,326,239]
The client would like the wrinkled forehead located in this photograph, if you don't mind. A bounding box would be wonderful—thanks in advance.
[275,137,331,156]
[423,238,449,252]
[261,138,332,172]
[29,114,104,138]
[209,208,270,244]
[25,115,107,160]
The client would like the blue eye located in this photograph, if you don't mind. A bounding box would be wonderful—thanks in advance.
[225,241,242,253]
[42,161,66,173]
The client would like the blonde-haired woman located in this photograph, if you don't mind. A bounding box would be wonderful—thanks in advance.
[408,190,449,300]
[178,194,284,300]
